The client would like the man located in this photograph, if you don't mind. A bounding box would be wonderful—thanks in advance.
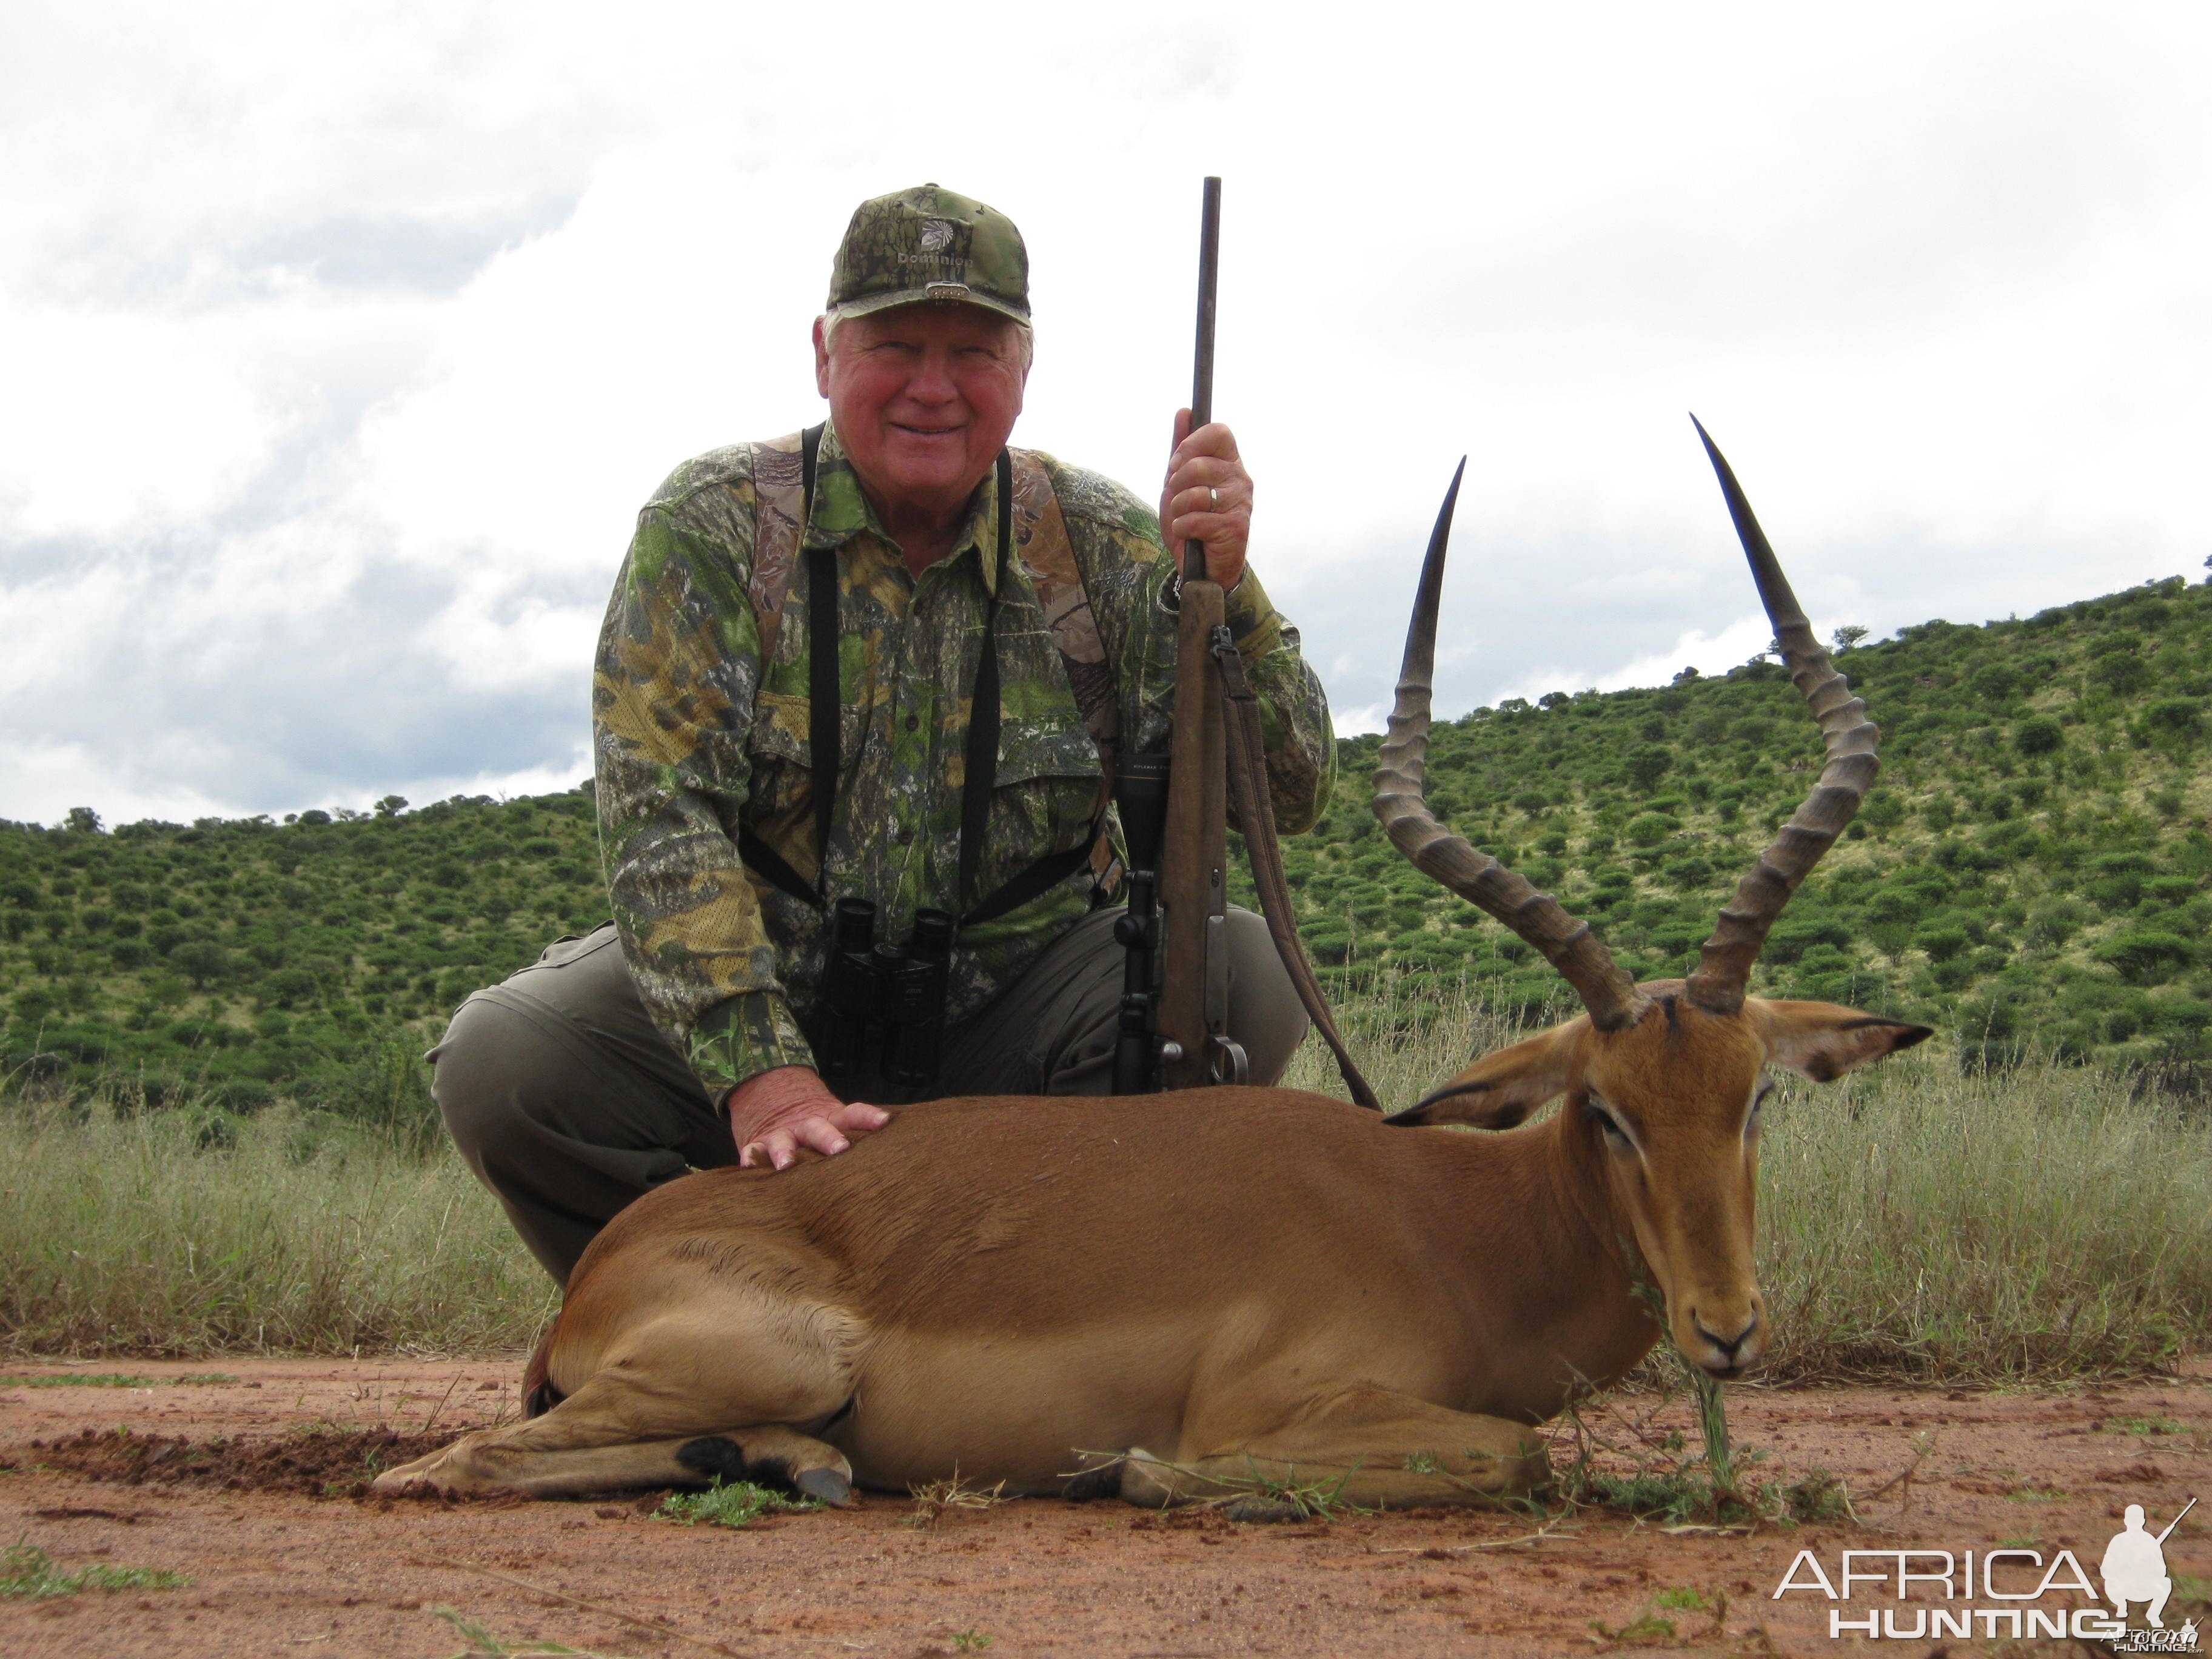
[432,184,1336,1284]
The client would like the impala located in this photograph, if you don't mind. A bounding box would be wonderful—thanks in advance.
[377,423,1929,1511]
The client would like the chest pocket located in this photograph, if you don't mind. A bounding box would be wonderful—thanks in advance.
[743,691,862,822]
[990,722,1106,843]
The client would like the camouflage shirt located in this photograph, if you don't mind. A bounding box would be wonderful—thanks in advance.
[592,423,1336,1097]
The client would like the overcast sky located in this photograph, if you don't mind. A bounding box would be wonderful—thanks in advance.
[4,1,2207,826]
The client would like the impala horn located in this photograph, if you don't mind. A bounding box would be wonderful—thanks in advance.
[1373,461,1652,1033]
[1683,417,1880,1017]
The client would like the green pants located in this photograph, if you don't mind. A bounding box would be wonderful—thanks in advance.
[430,907,1306,1284]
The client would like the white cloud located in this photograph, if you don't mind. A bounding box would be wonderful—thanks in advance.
[1,0,2208,824]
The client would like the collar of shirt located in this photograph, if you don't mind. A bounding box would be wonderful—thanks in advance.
[804,422,1007,597]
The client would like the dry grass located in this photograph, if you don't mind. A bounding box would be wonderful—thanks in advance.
[905,1472,1010,1529]
[0,1096,552,1356]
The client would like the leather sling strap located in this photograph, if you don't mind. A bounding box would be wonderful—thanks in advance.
[1213,629,1381,1111]
[740,431,1095,926]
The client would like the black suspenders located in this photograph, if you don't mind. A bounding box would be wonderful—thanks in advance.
[739,428,1094,928]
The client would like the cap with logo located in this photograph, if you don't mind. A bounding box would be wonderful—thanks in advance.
[826,183,1030,324]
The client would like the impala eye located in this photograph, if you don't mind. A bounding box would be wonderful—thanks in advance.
[1583,1098,1635,1154]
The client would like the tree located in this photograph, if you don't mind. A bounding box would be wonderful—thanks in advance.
[169,940,230,989]
[1831,625,1870,652]
[1625,746,1672,792]
[374,796,409,817]
[2099,930,2194,985]
[64,806,102,834]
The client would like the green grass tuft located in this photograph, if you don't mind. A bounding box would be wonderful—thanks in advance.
[2100,1414,2185,1435]
[655,1478,819,1529]
[1,1535,189,1600]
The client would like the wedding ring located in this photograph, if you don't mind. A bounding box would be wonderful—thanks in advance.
[1207,486,1220,509]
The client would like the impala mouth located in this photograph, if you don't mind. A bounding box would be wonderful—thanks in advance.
[1683,1309,1765,1378]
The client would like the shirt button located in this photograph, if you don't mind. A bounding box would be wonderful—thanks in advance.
[905,714,919,732]
[896,826,915,845]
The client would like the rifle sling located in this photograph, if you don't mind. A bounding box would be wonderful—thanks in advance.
[737,435,1096,927]
[1213,632,1381,1111]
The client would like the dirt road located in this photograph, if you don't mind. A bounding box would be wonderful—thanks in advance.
[2,1358,2206,1657]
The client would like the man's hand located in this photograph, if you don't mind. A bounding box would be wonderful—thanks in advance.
[1159,409,1251,592]
[726,1065,890,1171]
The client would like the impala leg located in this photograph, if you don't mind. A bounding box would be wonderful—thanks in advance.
[370,1373,855,1504]
[1120,1386,1549,1513]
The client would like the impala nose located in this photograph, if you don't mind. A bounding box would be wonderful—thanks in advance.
[1691,1312,1761,1375]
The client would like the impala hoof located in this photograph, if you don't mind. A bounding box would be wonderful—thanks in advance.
[370,1467,443,1498]
[1222,1496,1304,1524]
[795,1466,856,1509]
[1061,1461,1123,1503]
[1118,1450,1176,1509]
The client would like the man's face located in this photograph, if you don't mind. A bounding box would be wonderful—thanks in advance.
[814,303,1028,518]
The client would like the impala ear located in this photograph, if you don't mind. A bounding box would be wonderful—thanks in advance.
[1389,1022,1586,1128]
[1754,1000,1933,1084]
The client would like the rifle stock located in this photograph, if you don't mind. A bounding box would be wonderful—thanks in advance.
[1159,576,1228,1087]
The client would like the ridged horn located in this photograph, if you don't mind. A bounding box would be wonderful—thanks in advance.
[1683,417,1880,1017]
[1373,461,1651,1033]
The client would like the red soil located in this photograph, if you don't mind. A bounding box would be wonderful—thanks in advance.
[2,1357,2206,1658]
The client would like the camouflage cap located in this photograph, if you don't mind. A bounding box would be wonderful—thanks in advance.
[826,183,1030,324]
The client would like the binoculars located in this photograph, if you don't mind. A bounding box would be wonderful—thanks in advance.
[816,899,955,1090]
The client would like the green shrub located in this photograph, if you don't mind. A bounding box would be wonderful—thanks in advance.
[2091,652,2149,694]
[1765,916,1851,965]
[2099,930,2195,985]
[2145,697,2204,733]
[1914,925,1969,964]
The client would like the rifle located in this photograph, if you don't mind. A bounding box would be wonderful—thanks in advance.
[1156,177,1236,1089]
[1115,178,1378,1107]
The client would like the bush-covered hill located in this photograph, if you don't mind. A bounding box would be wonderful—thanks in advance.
[0,792,606,1117]
[1284,570,2211,1073]
[2,572,2207,1111]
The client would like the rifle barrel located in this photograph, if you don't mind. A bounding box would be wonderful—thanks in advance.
[1185,176,1221,583]
[2155,1495,2196,1544]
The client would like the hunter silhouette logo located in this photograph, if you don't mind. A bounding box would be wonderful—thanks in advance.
[1772,1496,2199,1647]
[2103,1500,2197,1651]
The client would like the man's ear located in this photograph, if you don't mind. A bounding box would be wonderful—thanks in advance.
[1754,1000,1933,1083]
[813,315,833,398]
[1388,1020,1587,1129]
